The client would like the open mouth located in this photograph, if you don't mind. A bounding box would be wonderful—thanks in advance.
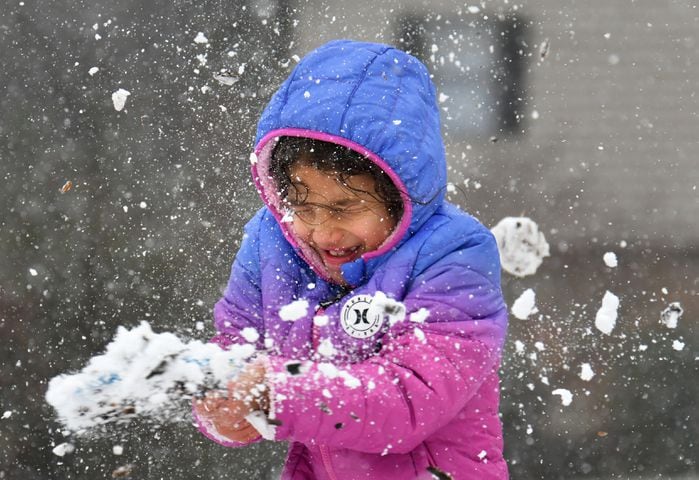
[319,246,361,265]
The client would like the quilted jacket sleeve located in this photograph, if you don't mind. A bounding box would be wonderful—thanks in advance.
[266,227,508,454]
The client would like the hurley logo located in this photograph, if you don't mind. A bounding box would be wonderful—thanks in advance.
[340,295,384,339]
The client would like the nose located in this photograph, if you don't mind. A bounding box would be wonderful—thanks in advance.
[294,219,345,248]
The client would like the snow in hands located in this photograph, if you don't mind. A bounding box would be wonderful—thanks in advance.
[46,322,253,433]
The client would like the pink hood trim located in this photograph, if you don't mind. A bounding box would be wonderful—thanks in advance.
[250,128,413,283]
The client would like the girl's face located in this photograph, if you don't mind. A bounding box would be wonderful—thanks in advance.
[286,164,398,285]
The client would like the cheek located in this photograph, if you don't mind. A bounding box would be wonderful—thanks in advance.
[290,220,310,240]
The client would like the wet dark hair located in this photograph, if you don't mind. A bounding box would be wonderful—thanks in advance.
[269,136,405,222]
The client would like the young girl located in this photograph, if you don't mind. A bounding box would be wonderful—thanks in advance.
[194,39,509,480]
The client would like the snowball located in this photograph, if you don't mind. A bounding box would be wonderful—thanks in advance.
[512,289,537,320]
[491,217,550,277]
[552,388,573,406]
[579,363,595,381]
[111,88,131,111]
[45,322,247,432]
[279,299,309,321]
[603,252,618,268]
[595,291,619,335]
[52,442,75,457]
[660,302,683,329]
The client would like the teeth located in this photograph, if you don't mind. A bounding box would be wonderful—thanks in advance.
[327,247,357,257]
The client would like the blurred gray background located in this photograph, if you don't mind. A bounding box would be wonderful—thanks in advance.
[1,0,697,478]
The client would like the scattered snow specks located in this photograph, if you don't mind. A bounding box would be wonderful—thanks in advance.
[111,88,130,111]
[467,5,481,14]
[303,90,311,99]
[279,299,309,321]
[113,445,124,455]
[88,67,99,76]
[552,388,573,406]
[595,291,619,335]
[512,289,537,320]
[672,340,685,351]
[52,442,75,457]
[491,217,550,277]
[29,268,38,276]
[392,119,402,125]
[579,363,595,381]
[438,92,449,103]
[603,252,618,268]
[2,411,11,419]
[193,32,208,44]
[660,302,683,329]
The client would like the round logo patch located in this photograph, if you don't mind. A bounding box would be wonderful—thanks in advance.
[340,295,384,339]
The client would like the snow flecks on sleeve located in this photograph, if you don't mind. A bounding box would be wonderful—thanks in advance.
[279,299,309,321]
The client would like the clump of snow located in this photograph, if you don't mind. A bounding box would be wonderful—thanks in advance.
[113,445,124,455]
[409,308,430,324]
[317,363,360,388]
[2,411,11,419]
[279,299,309,321]
[193,32,208,44]
[595,291,619,335]
[88,67,99,76]
[603,252,618,268]
[672,340,685,351]
[52,442,75,457]
[240,327,260,343]
[369,291,406,326]
[313,315,329,327]
[660,302,683,329]
[552,388,573,406]
[46,322,249,433]
[491,217,550,277]
[579,363,595,381]
[111,88,130,111]
[512,289,537,320]
[317,339,337,358]
[213,71,239,86]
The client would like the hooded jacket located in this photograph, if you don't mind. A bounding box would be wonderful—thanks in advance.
[196,40,509,480]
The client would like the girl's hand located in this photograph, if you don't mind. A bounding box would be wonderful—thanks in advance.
[193,358,268,443]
